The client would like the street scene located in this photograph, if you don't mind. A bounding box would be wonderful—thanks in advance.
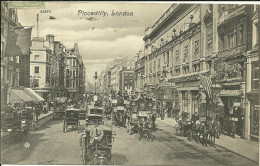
[1,1,260,165]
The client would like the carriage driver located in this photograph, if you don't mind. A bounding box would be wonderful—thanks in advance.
[89,120,104,144]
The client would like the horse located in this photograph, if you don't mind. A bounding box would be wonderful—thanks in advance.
[197,121,209,146]
[191,120,200,142]
[207,119,217,147]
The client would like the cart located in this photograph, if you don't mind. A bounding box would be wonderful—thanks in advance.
[80,115,114,165]
[63,108,81,133]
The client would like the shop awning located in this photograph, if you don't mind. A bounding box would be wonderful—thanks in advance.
[24,88,45,102]
[9,89,34,104]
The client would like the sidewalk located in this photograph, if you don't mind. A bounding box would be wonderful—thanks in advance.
[1,110,53,138]
[157,117,259,163]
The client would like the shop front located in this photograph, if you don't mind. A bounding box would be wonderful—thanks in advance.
[219,90,244,137]
[247,91,260,141]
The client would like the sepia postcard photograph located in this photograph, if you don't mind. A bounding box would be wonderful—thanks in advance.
[1,1,259,165]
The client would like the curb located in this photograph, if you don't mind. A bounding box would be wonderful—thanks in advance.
[157,119,259,164]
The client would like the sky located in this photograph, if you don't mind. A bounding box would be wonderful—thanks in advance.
[17,2,171,84]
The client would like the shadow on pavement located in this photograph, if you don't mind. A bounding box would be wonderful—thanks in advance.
[35,119,62,131]
[112,153,129,165]
[1,133,47,164]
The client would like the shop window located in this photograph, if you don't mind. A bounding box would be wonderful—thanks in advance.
[252,61,259,90]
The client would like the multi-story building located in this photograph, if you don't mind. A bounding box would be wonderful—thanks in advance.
[103,69,111,95]
[245,5,259,141]
[65,43,83,98]
[110,57,135,94]
[30,34,59,100]
[1,2,24,107]
[119,67,135,96]
[134,52,145,97]
[54,40,67,97]
[142,4,257,139]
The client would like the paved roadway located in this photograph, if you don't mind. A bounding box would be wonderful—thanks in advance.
[1,119,257,165]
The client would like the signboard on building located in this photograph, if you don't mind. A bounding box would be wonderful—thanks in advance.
[112,99,117,104]
[94,95,98,101]
[138,111,148,117]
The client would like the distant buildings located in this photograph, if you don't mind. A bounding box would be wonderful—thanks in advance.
[100,57,135,96]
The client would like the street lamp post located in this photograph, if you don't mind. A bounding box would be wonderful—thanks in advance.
[94,71,98,95]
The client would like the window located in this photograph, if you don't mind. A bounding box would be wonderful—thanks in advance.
[183,45,189,62]
[1,22,4,35]
[175,68,180,76]
[34,54,40,60]
[193,63,200,72]
[158,59,161,69]
[73,81,75,88]
[34,66,39,73]
[183,66,189,74]
[176,50,180,62]
[206,61,212,70]
[130,73,133,77]
[207,33,213,48]
[125,80,127,84]
[130,79,132,83]
[1,41,4,58]
[252,61,259,90]
[154,60,156,71]
[195,40,200,53]
[166,51,170,65]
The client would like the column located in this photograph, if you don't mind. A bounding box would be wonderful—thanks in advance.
[187,90,192,119]
[178,91,182,116]
[244,56,252,140]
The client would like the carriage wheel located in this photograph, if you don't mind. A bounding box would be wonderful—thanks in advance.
[63,120,66,133]
[78,121,81,133]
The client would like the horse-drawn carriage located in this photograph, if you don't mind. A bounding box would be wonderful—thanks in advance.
[63,107,81,133]
[113,106,126,127]
[1,106,32,142]
[53,97,67,119]
[20,107,35,131]
[80,113,114,165]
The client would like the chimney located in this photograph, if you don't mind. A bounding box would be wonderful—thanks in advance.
[46,34,55,43]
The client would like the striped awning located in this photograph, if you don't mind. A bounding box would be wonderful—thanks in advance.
[9,89,34,104]
[24,88,45,102]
